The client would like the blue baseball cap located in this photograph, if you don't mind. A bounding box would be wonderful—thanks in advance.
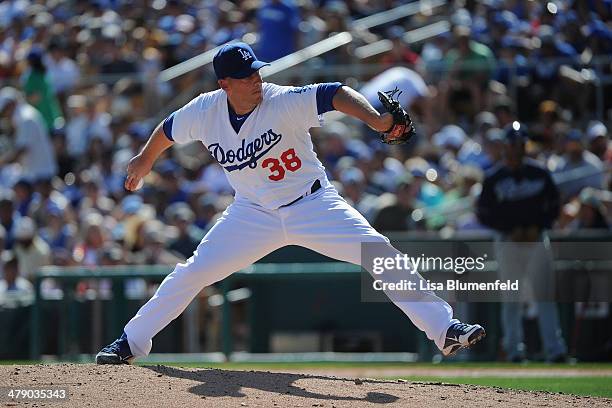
[213,42,269,80]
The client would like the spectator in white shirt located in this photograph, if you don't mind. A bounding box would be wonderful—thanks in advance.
[65,94,90,158]
[45,40,80,99]
[0,87,58,182]
[0,251,34,308]
[12,217,51,283]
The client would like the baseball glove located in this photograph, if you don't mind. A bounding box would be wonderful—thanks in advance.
[377,87,416,145]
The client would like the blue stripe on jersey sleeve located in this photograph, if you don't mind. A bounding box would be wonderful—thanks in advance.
[162,113,175,141]
[316,82,343,115]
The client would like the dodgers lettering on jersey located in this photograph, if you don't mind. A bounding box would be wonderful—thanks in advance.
[208,128,283,171]
[169,83,331,209]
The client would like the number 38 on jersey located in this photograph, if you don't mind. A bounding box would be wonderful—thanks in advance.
[261,148,302,181]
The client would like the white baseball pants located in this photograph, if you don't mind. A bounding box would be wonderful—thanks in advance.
[124,186,455,357]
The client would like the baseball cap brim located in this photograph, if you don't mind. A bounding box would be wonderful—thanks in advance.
[230,60,270,79]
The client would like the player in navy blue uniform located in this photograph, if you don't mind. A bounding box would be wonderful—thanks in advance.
[477,122,567,362]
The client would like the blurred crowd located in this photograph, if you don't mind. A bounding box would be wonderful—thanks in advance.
[0,0,611,304]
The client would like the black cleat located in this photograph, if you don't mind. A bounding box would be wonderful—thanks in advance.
[95,332,134,365]
[442,322,486,357]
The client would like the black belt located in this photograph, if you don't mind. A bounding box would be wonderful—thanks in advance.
[280,179,322,208]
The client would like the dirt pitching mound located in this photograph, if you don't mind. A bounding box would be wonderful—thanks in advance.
[1,364,610,407]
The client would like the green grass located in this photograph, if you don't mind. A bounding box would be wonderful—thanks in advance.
[400,376,612,398]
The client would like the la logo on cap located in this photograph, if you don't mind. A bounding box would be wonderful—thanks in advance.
[213,41,269,79]
[238,49,252,61]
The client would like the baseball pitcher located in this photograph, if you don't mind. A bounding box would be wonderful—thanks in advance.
[96,43,485,364]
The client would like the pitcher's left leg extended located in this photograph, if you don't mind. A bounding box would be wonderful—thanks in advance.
[283,187,458,351]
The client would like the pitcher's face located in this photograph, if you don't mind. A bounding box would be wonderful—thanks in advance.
[220,71,263,107]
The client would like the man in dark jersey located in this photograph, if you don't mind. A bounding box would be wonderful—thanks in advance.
[477,122,567,362]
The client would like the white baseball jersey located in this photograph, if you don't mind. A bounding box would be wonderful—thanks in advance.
[168,83,331,209]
